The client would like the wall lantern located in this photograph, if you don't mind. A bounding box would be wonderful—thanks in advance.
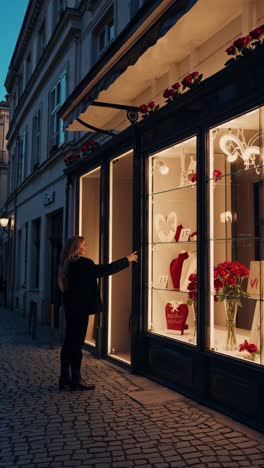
[0,217,9,228]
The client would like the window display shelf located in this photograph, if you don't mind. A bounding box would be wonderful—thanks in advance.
[150,240,197,245]
[209,325,262,365]
[148,327,196,344]
[149,184,196,197]
[151,286,190,293]
[207,164,264,182]
[210,237,262,241]
[210,293,264,302]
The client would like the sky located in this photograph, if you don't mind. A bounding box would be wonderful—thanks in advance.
[0,0,29,101]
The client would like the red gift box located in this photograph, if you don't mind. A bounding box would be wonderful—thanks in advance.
[165,303,188,334]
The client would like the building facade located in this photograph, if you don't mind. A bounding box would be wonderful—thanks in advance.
[0,96,10,305]
[3,0,264,429]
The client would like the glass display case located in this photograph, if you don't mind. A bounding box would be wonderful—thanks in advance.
[148,136,197,345]
[208,108,264,365]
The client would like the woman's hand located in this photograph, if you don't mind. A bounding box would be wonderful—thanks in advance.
[127,251,138,263]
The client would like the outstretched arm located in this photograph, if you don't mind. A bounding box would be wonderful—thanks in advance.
[91,251,138,278]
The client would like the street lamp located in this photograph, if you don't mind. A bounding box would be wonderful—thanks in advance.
[0,217,9,228]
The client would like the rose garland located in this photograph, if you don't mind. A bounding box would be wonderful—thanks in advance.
[225,25,264,66]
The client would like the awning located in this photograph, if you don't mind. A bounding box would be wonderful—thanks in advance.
[59,0,198,134]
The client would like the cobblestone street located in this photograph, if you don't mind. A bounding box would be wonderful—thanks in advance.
[0,306,264,468]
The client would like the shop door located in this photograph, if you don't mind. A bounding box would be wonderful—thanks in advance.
[79,167,101,354]
[50,210,63,327]
[108,151,133,364]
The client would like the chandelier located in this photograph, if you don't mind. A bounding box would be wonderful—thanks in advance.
[219,128,263,174]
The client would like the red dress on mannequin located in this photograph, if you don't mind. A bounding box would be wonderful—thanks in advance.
[170,251,189,289]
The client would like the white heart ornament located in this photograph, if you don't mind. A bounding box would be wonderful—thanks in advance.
[154,211,177,242]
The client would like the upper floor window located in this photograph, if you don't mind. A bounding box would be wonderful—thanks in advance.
[53,0,66,29]
[37,19,46,60]
[49,72,66,151]
[32,107,41,170]
[17,129,27,184]
[130,0,147,17]
[25,52,32,84]
[94,8,114,58]
[17,70,24,100]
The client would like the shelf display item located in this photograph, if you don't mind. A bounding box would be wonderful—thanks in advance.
[175,224,183,241]
[170,251,189,289]
[180,251,197,291]
[154,211,177,242]
[165,301,188,334]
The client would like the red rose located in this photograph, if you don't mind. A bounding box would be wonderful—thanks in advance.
[214,296,219,302]
[214,278,223,289]
[172,82,181,90]
[233,36,249,49]
[163,88,171,98]
[182,74,193,87]
[191,172,197,183]
[226,45,236,55]
[213,169,222,181]
[249,27,263,39]
[139,104,149,113]
[191,71,199,78]
[189,273,197,282]
[247,343,258,353]
[148,101,155,109]
[225,275,236,286]
[244,35,252,45]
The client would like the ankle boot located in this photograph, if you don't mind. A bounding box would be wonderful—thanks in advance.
[70,368,95,391]
[59,367,71,390]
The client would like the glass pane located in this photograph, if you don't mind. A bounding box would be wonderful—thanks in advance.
[99,29,105,52]
[79,167,101,347]
[148,136,197,345]
[208,107,264,365]
[108,20,114,42]
[108,151,133,364]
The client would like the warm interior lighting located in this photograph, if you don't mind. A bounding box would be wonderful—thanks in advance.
[219,128,263,173]
[0,217,9,228]
[153,157,169,175]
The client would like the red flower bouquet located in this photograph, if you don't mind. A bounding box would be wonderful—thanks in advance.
[214,260,249,350]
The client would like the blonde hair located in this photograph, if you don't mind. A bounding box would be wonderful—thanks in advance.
[58,236,85,292]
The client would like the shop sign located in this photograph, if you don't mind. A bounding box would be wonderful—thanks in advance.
[43,190,55,206]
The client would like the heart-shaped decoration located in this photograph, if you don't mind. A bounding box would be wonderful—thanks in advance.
[165,302,188,333]
[154,211,177,242]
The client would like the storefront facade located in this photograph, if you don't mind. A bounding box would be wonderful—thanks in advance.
[58,1,264,431]
[61,48,264,431]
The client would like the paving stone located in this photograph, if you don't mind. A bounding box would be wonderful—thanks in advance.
[1,306,264,468]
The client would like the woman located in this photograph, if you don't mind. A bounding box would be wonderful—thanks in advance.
[58,235,138,391]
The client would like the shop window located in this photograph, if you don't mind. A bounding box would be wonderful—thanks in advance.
[208,107,264,365]
[49,72,66,152]
[31,218,41,289]
[31,107,41,170]
[148,137,197,345]
[94,8,114,59]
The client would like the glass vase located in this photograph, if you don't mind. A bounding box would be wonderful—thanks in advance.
[224,298,238,351]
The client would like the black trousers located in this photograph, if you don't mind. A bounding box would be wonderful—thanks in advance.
[60,306,89,383]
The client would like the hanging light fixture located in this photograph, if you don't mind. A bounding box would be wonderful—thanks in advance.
[219,128,263,174]
[153,157,169,175]
[0,217,9,228]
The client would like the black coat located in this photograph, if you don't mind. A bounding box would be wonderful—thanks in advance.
[62,256,129,315]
